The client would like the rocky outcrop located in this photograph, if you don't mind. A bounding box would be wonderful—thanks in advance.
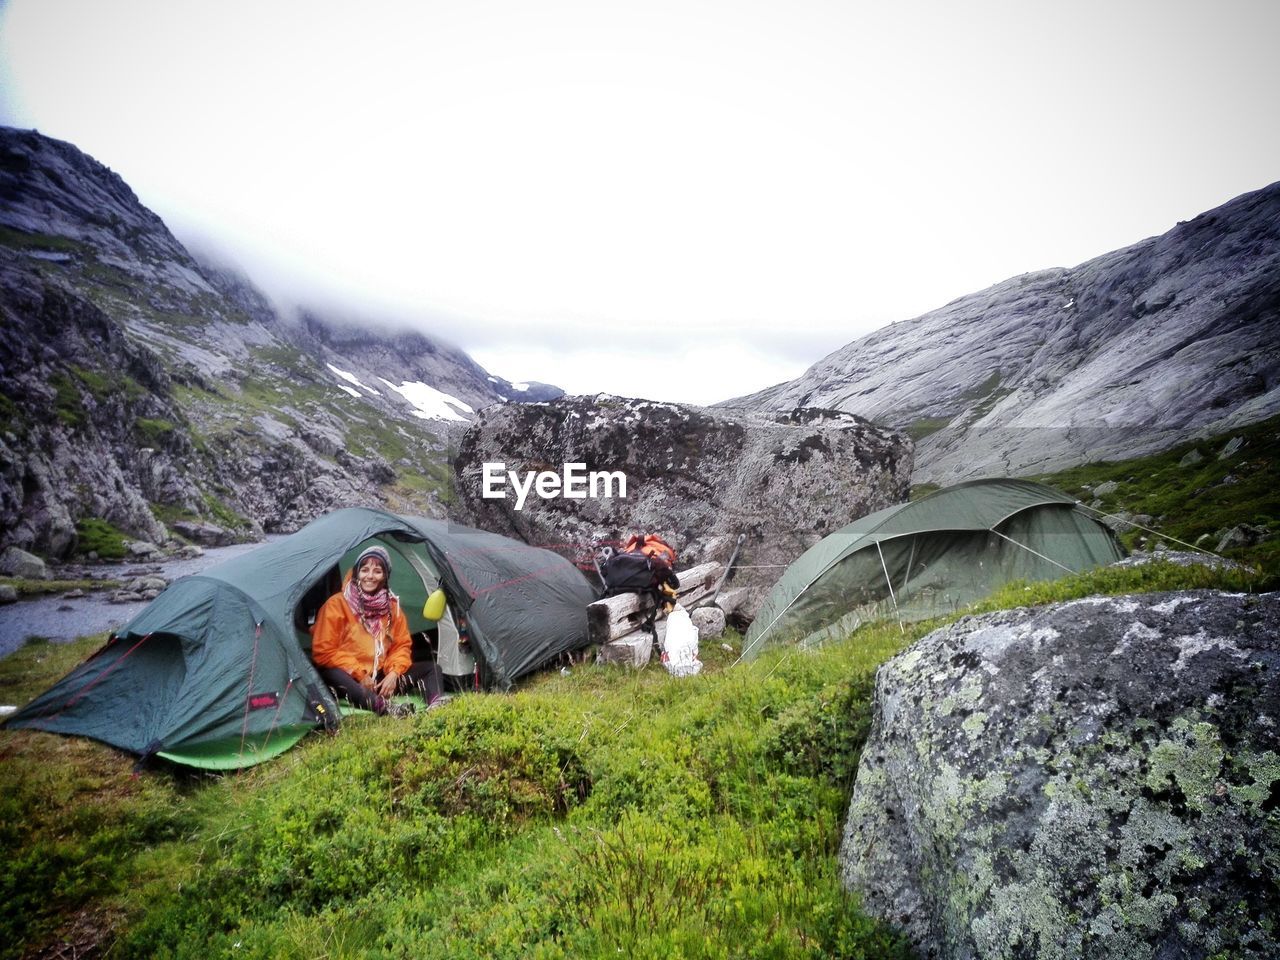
[452,395,912,618]
[727,182,1280,482]
[840,591,1280,959]
[0,126,559,559]
[0,546,48,580]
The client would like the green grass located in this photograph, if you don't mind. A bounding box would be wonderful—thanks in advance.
[202,491,253,532]
[3,549,1255,959]
[2,415,1275,958]
[46,368,152,430]
[71,365,114,396]
[1030,412,1280,581]
[49,373,86,427]
[2,630,918,959]
[972,557,1269,614]
[135,418,175,446]
[150,501,201,528]
[75,517,129,560]
[962,371,1014,421]
[905,416,951,442]
[0,577,123,597]
[0,224,83,254]
[249,344,313,377]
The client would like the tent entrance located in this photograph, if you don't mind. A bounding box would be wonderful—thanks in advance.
[337,535,477,681]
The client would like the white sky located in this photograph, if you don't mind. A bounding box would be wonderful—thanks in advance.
[2,0,1277,405]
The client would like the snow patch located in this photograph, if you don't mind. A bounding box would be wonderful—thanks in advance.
[326,363,379,395]
[378,377,474,422]
[336,384,362,399]
[510,382,530,392]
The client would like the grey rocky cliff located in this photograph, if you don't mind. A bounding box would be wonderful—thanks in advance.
[840,591,1280,959]
[0,126,557,558]
[451,395,913,619]
[726,182,1280,483]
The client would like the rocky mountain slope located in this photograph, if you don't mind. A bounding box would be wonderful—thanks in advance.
[726,182,1280,483]
[0,126,558,558]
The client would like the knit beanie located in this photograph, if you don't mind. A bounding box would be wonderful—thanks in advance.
[354,545,392,578]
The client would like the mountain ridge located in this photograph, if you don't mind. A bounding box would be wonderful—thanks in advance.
[0,126,560,558]
[723,182,1280,481]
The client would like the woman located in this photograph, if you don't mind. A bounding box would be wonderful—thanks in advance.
[311,545,448,716]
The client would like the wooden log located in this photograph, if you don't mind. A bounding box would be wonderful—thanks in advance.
[672,561,722,609]
[586,562,723,644]
[587,592,655,644]
[596,632,653,669]
[602,620,667,656]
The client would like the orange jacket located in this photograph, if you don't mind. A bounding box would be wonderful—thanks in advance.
[310,589,413,682]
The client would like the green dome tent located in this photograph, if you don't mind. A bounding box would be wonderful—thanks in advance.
[5,508,597,769]
[742,479,1124,660]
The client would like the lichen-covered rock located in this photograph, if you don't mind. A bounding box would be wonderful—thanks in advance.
[840,591,1280,960]
[452,395,912,619]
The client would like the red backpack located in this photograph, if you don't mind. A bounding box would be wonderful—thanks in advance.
[618,534,677,570]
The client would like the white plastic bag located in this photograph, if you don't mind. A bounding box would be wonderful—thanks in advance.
[661,604,702,677]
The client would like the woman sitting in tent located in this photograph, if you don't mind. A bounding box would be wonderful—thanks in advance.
[311,545,448,717]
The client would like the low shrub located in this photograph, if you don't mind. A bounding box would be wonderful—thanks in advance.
[74,517,128,560]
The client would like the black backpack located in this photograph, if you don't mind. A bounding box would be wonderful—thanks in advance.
[600,546,681,637]
[602,550,665,595]
[602,539,680,593]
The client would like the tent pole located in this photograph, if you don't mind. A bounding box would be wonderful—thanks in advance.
[875,541,906,635]
[400,543,440,593]
[902,534,917,593]
[989,530,1076,574]
[732,569,827,666]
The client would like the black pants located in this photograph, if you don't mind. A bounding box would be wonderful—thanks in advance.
[318,661,444,714]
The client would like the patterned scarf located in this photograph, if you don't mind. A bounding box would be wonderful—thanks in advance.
[344,574,394,639]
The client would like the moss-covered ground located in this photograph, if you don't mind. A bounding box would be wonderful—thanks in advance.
[1029,413,1280,580]
[2,627,920,960]
[3,554,1266,958]
[1,417,1275,958]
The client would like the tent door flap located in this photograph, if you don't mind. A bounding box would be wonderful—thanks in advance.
[436,606,476,677]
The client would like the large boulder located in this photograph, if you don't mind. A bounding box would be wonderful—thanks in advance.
[171,520,235,547]
[840,591,1280,960]
[0,545,49,580]
[452,395,912,618]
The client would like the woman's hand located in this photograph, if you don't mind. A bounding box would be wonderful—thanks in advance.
[360,673,376,691]
[376,670,400,699]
